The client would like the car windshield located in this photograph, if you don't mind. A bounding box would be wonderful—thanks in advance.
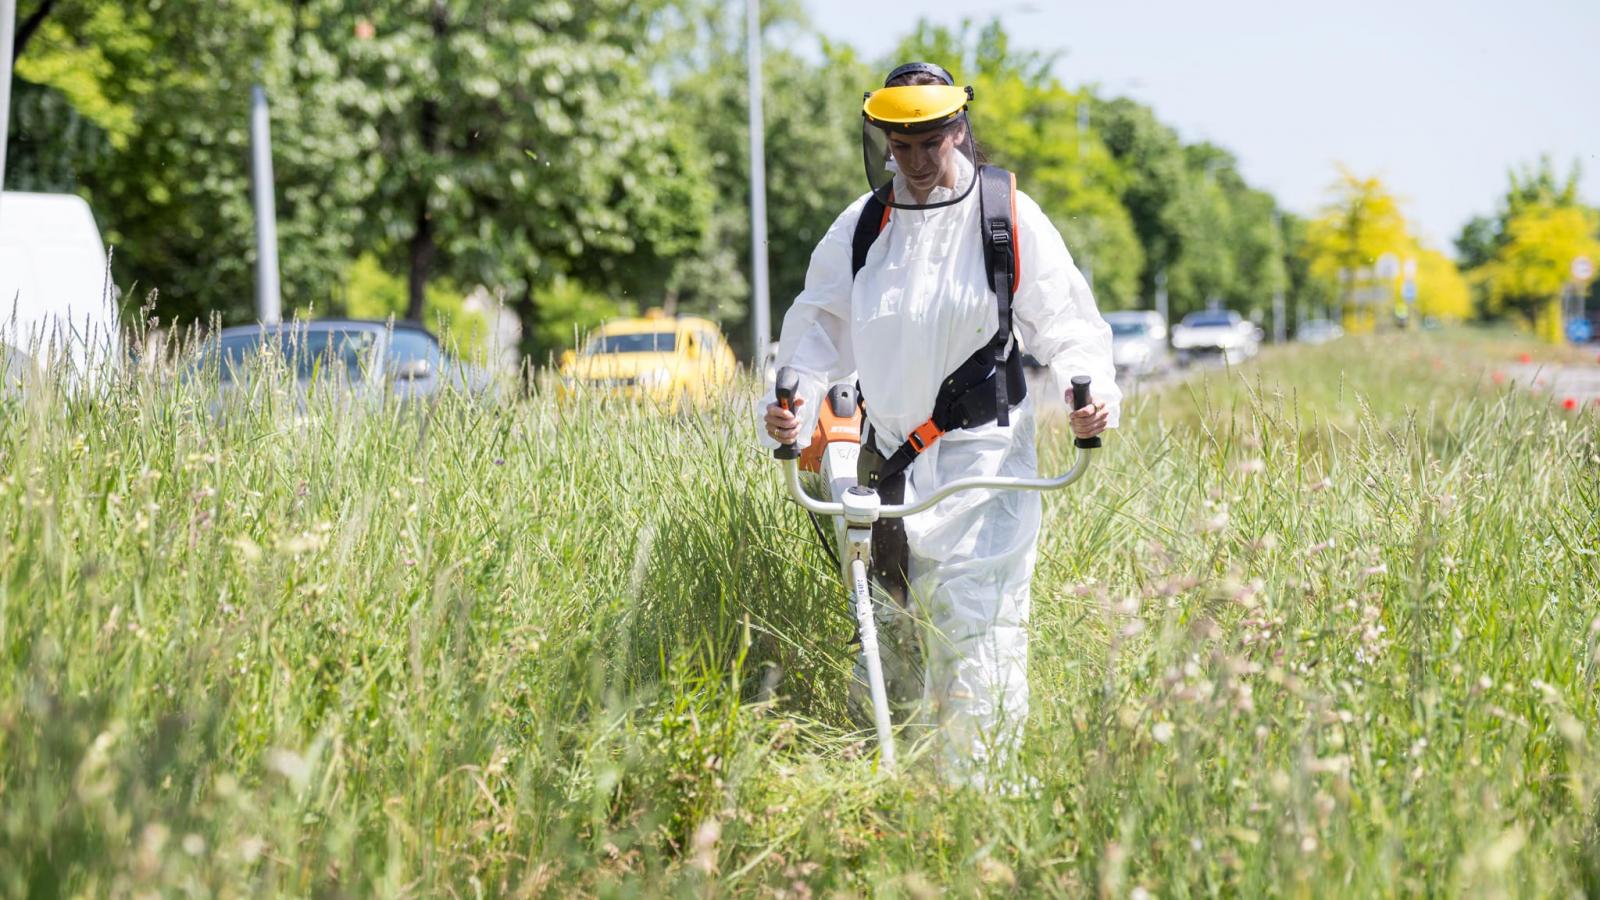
[211,328,379,384]
[1182,312,1238,328]
[588,331,677,354]
[1109,320,1149,338]
[386,327,443,371]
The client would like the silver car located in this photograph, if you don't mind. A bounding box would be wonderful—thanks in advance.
[197,319,491,403]
[1104,310,1172,381]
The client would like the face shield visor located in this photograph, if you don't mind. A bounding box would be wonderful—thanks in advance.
[862,84,978,211]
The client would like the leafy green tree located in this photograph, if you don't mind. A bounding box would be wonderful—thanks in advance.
[2,77,110,193]
[1093,98,1284,319]
[1455,157,1593,332]
[14,0,374,323]
[1477,204,1600,342]
[297,0,710,350]
[664,1,873,354]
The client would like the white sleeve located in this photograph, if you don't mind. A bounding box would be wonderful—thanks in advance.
[755,195,869,449]
[1010,191,1123,428]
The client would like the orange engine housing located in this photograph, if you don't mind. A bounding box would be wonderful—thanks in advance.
[798,383,863,473]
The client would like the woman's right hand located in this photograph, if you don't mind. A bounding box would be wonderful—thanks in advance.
[764,397,806,445]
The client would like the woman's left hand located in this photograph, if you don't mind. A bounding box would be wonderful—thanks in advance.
[1069,394,1110,440]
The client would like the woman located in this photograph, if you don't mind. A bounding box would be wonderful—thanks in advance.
[761,61,1118,783]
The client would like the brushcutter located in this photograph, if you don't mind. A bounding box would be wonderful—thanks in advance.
[771,366,1100,773]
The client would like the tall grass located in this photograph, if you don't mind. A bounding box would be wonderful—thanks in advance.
[1,331,1596,896]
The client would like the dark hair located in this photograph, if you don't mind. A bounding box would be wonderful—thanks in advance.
[883,67,988,165]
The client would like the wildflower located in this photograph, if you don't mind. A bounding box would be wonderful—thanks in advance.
[1304,538,1336,556]
[1152,722,1174,744]
[691,817,721,874]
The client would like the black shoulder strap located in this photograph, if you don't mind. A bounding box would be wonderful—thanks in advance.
[851,194,889,280]
[977,165,1018,426]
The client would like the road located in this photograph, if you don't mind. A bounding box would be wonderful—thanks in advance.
[1505,358,1600,411]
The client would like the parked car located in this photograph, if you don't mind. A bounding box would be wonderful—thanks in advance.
[559,310,738,407]
[1171,309,1262,365]
[1104,310,1172,381]
[1295,318,1345,345]
[0,191,121,388]
[195,319,490,403]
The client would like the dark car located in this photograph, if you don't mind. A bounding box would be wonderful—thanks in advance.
[195,319,490,403]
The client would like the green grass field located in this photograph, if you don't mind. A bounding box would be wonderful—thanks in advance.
[3,330,1598,897]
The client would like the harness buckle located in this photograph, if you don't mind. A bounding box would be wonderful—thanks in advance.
[908,420,944,453]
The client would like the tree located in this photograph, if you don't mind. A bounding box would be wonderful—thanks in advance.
[299,0,710,348]
[1455,157,1594,336]
[1300,169,1416,334]
[664,2,873,355]
[13,0,375,323]
[1413,247,1471,321]
[1476,204,1600,342]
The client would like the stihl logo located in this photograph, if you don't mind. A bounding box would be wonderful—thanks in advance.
[828,426,857,436]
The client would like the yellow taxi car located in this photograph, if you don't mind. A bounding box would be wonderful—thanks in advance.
[558,310,739,406]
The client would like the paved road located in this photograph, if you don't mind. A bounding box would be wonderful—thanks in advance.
[1505,360,1600,411]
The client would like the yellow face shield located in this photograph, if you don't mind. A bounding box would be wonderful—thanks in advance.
[861,84,979,210]
[862,84,972,132]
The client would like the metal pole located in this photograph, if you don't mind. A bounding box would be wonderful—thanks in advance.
[745,0,771,365]
[250,84,281,324]
[1,0,17,221]
[1077,95,1089,160]
[1154,268,1168,330]
[1271,211,1285,343]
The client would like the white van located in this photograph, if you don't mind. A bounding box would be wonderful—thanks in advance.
[0,191,122,384]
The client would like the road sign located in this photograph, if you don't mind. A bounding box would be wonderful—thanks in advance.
[1402,281,1417,301]
[1567,317,1593,343]
[1403,258,1418,279]
[1574,256,1594,282]
[1376,253,1400,281]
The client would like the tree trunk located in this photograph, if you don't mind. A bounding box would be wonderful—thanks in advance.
[406,1,448,323]
[14,0,60,59]
[407,200,434,322]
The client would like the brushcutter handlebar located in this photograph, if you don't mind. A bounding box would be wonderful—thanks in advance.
[775,374,1099,524]
[772,367,801,460]
[1071,374,1103,450]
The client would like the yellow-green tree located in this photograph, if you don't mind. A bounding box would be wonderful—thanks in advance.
[1413,247,1471,320]
[1476,204,1600,342]
[1300,169,1416,334]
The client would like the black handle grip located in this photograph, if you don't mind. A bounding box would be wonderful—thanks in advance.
[1070,375,1102,450]
[773,366,800,460]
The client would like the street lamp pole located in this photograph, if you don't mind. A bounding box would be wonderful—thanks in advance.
[250,84,282,324]
[746,0,772,365]
[1271,210,1285,343]
[1,0,17,227]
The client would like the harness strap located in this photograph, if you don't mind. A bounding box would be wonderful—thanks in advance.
[864,349,1028,487]
[977,166,1018,428]
[852,193,892,279]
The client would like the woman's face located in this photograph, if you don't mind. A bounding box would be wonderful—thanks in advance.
[886,123,962,194]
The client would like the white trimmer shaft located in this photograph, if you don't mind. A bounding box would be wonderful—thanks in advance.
[849,547,896,772]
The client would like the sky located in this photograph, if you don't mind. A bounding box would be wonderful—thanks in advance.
[799,0,1599,251]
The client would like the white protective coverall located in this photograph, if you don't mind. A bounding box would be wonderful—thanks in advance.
[762,169,1120,778]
